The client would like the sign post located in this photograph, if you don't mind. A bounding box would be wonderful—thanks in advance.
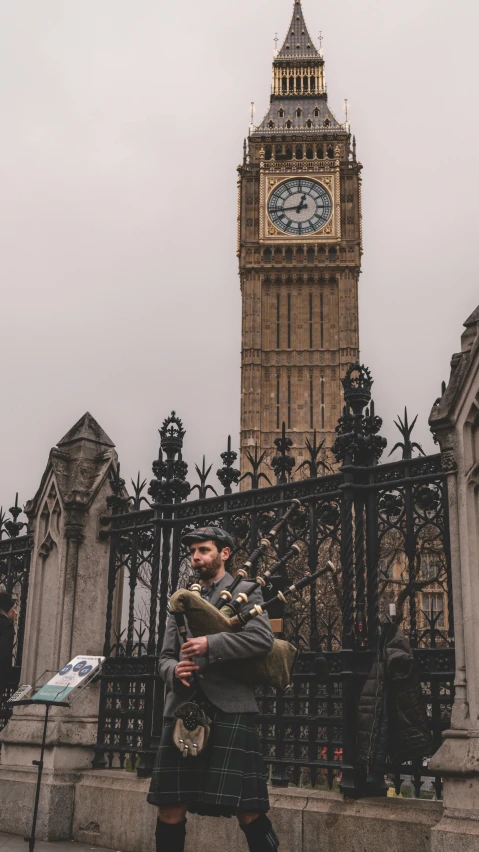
[8,656,104,852]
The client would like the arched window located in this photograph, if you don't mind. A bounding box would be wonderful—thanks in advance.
[318,246,326,260]
[306,144,314,159]
[275,145,282,160]
[314,108,320,118]
[278,108,285,118]
[296,107,302,118]
[286,120,292,129]
[310,76,315,91]
[296,145,303,159]
[327,145,334,158]
[324,119,330,127]
[296,77,301,92]
[306,120,312,130]
[285,248,293,262]
[303,76,309,91]
[268,120,274,129]
[328,247,337,262]
[289,77,294,92]
[263,248,272,262]
[316,144,324,158]
[265,145,272,161]
[282,77,287,92]
[285,145,293,160]
[307,247,315,262]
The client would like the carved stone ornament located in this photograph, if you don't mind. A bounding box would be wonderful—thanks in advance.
[441,449,458,473]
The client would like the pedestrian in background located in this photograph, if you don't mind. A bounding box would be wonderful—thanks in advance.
[0,592,17,690]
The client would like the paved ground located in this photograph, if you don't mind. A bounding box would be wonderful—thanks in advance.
[0,835,112,852]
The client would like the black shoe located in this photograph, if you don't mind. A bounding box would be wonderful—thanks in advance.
[156,817,187,852]
[240,814,279,852]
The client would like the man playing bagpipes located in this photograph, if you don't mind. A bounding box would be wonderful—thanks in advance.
[147,525,280,852]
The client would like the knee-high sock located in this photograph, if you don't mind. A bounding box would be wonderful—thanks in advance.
[240,813,279,852]
[156,817,187,852]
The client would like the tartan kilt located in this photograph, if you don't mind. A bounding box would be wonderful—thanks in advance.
[147,708,270,817]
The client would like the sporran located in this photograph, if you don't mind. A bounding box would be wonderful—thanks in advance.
[172,701,211,759]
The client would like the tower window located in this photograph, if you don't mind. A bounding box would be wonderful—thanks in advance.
[309,293,313,348]
[285,248,293,262]
[324,119,330,127]
[275,145,282,159]
[282,78,287,92]
[296,107,302,118]
[286,120,292,129]
[307,247,315,262]
[287,294,291,348]
[295,145,303,159]
[321,378,325,429]
[328,247,337,262]
[268,120,274,128]
[276,293,280,348]
[289,77,294,92]
[317,144,324,158]
[310,376,314,429]
[278,108,285,118]
[276,375,280,429]
[296,77,301,91]
[310,77,316,91]
[320,293,324,347]
[422,593,445,628]
[265,145,272,161]
[303,76,309,91]
[285,144,293,159]
[287,377,292,429]
[264,248,272,262]
[327,145,334,158]
[314,108,320,117]
[306,120,312,130]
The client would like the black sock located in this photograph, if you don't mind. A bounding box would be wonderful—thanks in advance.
[156,817,187,852]
[240,813,279,851]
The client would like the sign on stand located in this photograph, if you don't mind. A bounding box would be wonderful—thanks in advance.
[32,656,104,704]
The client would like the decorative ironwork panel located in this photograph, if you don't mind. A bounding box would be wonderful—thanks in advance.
[0,499,32,736]
[94,371,456,799]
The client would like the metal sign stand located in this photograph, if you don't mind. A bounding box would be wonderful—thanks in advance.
[14,697,70,852]
[9,660,103,852]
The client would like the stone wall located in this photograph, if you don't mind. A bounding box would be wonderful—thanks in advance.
[72,773,442,852]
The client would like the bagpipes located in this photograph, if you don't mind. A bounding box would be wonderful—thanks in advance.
[170,499,335,690]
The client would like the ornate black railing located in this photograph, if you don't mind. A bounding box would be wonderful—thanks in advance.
[0,497,32,735]
[93,365,455,798]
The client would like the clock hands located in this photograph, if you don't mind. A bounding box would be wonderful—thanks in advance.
[277,194,309,215]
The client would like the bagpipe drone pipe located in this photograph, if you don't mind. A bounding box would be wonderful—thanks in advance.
[170,501,335,689]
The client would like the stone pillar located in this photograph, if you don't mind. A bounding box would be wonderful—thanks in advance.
[0,412,122,841]
[428,307,479,851]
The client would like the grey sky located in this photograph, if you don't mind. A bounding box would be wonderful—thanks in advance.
[0,0,477,510]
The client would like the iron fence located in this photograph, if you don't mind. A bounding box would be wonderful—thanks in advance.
[93,364,455,798]
[0,497,32,734]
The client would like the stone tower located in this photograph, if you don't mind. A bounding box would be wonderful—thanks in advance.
[238,0,361,480]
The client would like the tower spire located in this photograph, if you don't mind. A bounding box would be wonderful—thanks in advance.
[278,0,318,58]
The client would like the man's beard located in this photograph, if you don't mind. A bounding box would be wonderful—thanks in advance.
[198,554,222,581]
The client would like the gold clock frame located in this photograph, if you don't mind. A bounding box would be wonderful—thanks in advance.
[259,167,341,244]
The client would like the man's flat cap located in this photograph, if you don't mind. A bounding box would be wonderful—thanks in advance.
[181,526,234,550]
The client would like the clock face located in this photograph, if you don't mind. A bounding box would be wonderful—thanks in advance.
[268,179,332,236]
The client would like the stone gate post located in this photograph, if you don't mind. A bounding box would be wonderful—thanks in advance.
[0,412,121,841]
[428,307,479,851]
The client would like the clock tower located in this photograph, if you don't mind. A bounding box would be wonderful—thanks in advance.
[238,0,362,479]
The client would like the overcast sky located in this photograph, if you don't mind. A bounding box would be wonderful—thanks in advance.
[0,0,477,513]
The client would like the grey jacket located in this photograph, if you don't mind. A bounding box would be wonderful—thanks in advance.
[159,572,274,716]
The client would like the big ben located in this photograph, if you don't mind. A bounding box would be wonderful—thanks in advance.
[238,0,361,479]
